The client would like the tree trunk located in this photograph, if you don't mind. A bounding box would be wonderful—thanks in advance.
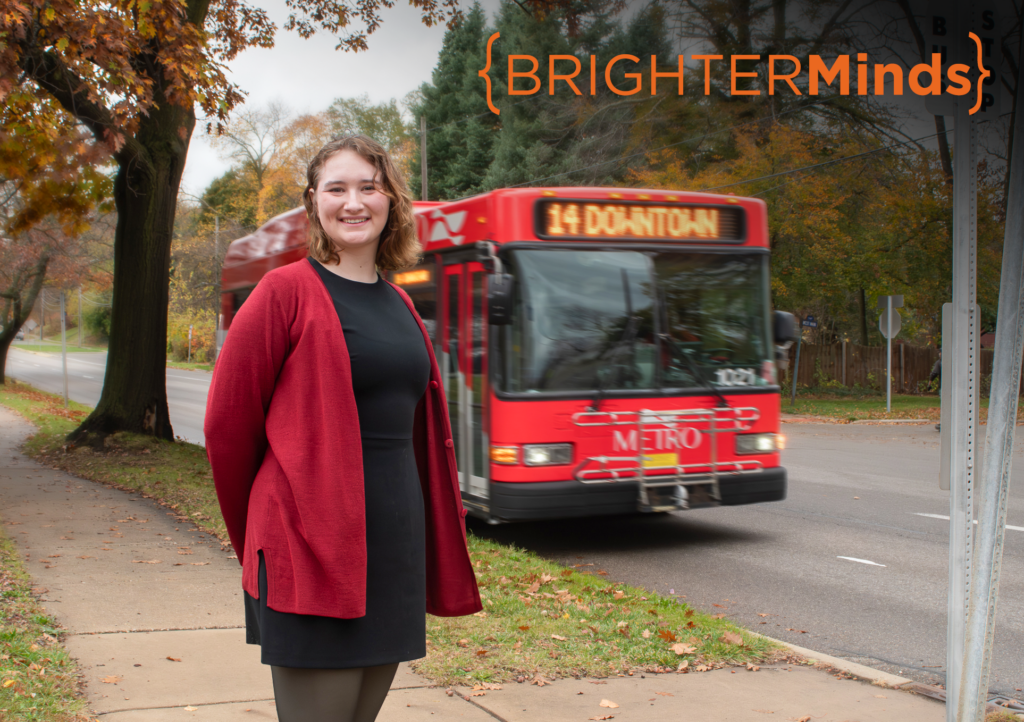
[0,253,50,384]
[0,338,11,385]
[858,288,869,346]
[68,104,194,444]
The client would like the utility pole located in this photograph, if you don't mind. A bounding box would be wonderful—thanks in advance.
[421,115,428,202]
[60,291,68,408]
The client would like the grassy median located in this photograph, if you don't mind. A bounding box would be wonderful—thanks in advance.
[0,379,783,685]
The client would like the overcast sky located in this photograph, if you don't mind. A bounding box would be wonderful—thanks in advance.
[180,1,500,196]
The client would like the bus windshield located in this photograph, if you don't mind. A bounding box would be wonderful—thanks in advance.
[496,248,771,394]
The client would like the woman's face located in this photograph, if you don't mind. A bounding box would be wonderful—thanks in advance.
[312,149,391,253]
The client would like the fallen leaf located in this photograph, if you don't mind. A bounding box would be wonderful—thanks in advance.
[2,679,14,688]
[457,639,469,647]
[695,664,710,672]
[101,675,121,684]
[642,630,651,639]
[551,634,567,641]
[190,562,210,566]
[712,603,726,608]
[747,663,761,671]
[657,630,677,642]
[166,657,182,662]
[722,632,744,646]
[797,717,811,722]
[685,609,694,617]
[597,570,608,575]
[132,560,161,564]
[670,643,697,655]
[531,674,549,687]
[613,591,624,600]
[518,625,530,631]
[470,692,486,697]
[526,581,540,594]
[655,691,674,697]
[757,613,769,617]
[184,706,198,712]
[589,680,607,684]
[874,694,887,699]
[473,611,488,618]
[47,554,61,558]
[599,699,619,708]
[710,613,727,619]
[589,716,614,720]
[475,650,487,656]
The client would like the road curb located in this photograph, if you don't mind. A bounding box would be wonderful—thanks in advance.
[851,419,931,425]
[756,634,913,688]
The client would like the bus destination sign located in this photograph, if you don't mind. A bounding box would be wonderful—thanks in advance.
[536,200,744,242]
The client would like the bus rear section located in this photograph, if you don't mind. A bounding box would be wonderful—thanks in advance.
[395,187,793,523]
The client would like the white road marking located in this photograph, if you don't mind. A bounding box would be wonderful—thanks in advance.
[837,556,886,567]
[913,513,1024,533]
[82,375,94,379]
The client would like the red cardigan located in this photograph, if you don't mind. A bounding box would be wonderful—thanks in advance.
[204,260,481,618]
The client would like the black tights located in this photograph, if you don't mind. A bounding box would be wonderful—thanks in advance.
[270,663,399,722]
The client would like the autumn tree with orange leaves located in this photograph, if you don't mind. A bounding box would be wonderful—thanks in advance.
[1,0,460,442]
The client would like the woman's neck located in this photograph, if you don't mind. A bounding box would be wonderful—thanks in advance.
[319,243,379,283]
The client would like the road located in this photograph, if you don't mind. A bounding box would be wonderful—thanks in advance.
[5,349,1024,696]
[5,347,210,445]
[473,421,1024,697]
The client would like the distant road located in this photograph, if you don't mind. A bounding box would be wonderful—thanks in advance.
[5,348,211,445]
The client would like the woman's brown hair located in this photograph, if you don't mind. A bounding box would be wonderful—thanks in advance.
[303,135,420,271]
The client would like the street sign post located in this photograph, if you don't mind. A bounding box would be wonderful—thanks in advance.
[789,315,817,406]
[877,296,903,413]
[922,2,1010,718]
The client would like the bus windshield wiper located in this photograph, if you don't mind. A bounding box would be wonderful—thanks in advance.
[658,333,729,408]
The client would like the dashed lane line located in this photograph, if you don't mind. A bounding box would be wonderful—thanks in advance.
[913,512,1024,532]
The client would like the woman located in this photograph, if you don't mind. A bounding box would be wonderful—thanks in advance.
[205,135,481,722]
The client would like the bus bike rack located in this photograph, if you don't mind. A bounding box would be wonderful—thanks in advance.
[570,407,763,512]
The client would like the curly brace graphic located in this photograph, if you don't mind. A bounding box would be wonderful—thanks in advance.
[969,32,993,115]
[478,32,500,116]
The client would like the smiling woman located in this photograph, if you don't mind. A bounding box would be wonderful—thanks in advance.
[205,135,480,722]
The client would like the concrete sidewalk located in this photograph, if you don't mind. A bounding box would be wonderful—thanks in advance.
[0,405,946,721]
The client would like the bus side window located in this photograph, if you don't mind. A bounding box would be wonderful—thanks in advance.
[407,289,437,341]
[233,288,253,313]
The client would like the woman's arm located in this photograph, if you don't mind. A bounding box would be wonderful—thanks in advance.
[204,278,291,563]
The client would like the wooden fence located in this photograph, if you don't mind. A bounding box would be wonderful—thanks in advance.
[785,343,1021,394]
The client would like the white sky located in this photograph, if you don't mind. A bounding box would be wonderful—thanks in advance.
[180,1,501,196]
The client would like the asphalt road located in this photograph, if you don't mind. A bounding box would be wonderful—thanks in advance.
[473,422,1024,697]
[4,349,1023,696]
[5,347,210,445]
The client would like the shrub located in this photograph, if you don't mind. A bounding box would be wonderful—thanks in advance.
[84,305,112,341]
[167,310,216,363]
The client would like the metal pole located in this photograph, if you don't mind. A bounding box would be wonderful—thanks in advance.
[887,296,892,413]
[957,37,1024,720]
[946,21,980,716]
[420,116,428,202]
[791,330,802,406]
[77,286,82,348]
[60,291,68,408]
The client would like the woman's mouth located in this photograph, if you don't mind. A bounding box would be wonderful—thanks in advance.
[341,217,368,225]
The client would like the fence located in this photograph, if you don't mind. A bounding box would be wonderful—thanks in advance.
[785,342,1021,394]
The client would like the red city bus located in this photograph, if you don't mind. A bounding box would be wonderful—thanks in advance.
[219,188,796,523]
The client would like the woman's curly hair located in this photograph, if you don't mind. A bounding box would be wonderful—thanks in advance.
[303,135,419,271]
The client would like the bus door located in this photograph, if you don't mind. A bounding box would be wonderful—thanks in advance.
[443,262,489,499]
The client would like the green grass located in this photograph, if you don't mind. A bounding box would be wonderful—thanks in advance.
[0,523,94,721]
[781,391,1016,423]
[0,380,783,685]
[11,343,104,354]
[165,360,214,373]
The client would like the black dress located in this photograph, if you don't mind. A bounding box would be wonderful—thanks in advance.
[244,258,431,669]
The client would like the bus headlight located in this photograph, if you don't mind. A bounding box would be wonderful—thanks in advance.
[735,433,779,455]
[522,443,573,466]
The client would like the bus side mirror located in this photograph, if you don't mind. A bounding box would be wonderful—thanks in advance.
[773,311,797,344]
[488,274,514,325]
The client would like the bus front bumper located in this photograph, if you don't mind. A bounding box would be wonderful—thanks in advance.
[484,467,787,522]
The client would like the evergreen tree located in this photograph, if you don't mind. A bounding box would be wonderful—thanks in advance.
[410,3,498,200]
